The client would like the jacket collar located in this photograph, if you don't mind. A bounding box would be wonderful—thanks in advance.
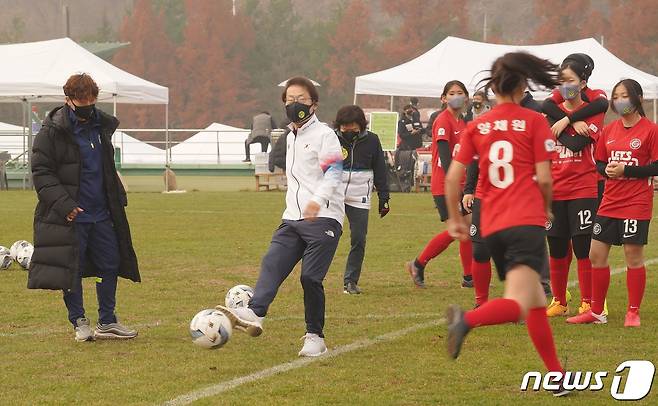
[288,114,319,135]
[45,104,120,139]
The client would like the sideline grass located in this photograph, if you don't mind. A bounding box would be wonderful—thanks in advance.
[0,190,656,405]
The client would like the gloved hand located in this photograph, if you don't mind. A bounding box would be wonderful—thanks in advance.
[379,199,390,218]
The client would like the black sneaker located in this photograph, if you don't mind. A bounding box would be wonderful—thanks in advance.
[94,320,138,340]
[542,279,552,297]
[461,276,473,288]
[446,304,470,359]
[343,281,362,295]
[551,378,571,397]
[405,261,425,288]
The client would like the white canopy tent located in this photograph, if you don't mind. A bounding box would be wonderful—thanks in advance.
[112,131,166,165]
[169,123,253,164]
[0,121,28,160]
[0,37,170,187]
[0,37,168,105]
[355,37,658,117]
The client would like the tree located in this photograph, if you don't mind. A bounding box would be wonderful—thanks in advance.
[322,0,379,107]
[607,0,658,75]
[112,0,177,134]
[533,0,607,44]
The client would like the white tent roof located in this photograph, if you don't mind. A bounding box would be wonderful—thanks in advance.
[112,131,165,164]
[0,38,168,104]
[170,123,254,164]
[355,37,658,99]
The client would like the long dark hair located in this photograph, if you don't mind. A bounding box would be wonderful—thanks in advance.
[480,52,560,96]
[560,53,594,82]
[610,79,646,117]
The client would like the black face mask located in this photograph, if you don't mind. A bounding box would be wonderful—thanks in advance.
[71,100,95,121]
[286,102,313,124]
[341,130,359,141]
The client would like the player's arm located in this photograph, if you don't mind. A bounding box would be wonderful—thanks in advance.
[535,160,553,219]
[569,98,608,122]
[557,132,592,153]
[461,160,478,211]
[438,140,452,176]
[542,98,567,122]
[622,161,658,177]
[596,160,609,178]
[446,160,469,240]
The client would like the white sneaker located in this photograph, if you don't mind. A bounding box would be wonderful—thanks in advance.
[74,317,95,342]
[298,333,327,357]
[216,305,263,337]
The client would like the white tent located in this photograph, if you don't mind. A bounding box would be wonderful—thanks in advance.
[0,38,168,104]
[355,37,658,100]
[0,121,28,160]
[112,131,166,165]
[169,123,253,164]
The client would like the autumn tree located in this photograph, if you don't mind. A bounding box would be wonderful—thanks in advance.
[606,0,658,74]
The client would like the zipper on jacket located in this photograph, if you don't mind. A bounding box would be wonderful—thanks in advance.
[290,133,302,218]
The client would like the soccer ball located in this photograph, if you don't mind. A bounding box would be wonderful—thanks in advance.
[225,284,254,309]
[189,309,232,349]
[10,240,30,260]
[0,246,12,270]
[15,243,34,270]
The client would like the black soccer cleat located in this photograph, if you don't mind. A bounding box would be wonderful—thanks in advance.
[446,304,470,359]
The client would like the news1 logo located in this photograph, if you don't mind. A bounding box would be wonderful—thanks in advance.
[520,360,655,400]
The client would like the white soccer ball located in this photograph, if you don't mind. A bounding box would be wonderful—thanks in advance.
[189,309,232,349]
[225,284,254,309]
[10,240,30,260]
[15,243,34,270]
[0,246,12,270]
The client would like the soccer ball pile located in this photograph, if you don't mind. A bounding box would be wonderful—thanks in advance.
[0,240,34,270]
[189,284,254,349]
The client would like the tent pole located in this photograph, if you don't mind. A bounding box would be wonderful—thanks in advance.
[165,103,170,192]
[22,99,27,190]
[654,99,656,123]
[390,96,394,112]
[27,99,33,189]
[353,92,357,105]
[113,94,117,116]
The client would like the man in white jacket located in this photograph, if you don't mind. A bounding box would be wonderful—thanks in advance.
[219,77,344,357]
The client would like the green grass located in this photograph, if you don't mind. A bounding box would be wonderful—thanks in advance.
[0,190,656,405]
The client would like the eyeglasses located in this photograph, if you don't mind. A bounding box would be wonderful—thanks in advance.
[285,96,312,104]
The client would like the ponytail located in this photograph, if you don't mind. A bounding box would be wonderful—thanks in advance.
[479,52,560,97]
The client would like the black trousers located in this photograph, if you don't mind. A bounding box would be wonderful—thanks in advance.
[249,218,342,335]
[245,136,270,160]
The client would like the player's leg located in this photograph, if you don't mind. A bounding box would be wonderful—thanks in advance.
[469,199,491,306]
[546,236,570,316]
[406,195,454,287]
[622,219,648,327]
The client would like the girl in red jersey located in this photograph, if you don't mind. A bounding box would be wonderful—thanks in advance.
[405,81,472,289]
[444,52,568,397]
[545,60,605,318]
[567,79,658,327]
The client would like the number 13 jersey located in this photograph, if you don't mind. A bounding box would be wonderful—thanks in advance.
[455,103,556,237]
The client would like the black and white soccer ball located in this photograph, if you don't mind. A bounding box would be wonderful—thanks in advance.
[0,246,12,270]
[9,240,30,260]
[189,309,232,349]
[15,243,34,270]
[225,284,254,309]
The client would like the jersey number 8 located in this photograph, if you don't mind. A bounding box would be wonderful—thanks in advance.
[488,140,514,189]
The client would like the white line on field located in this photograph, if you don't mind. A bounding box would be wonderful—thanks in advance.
[160,258,656,405]
[161,319,442,406]
[0,313,441,338]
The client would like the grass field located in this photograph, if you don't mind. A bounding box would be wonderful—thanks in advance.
[0,189,656,405]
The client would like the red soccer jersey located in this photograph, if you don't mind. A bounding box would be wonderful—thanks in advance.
[548,87,607,104]
[595,117,658,220]
[456,103,555,237]
[552,102,604,200]
[431,109,465,195]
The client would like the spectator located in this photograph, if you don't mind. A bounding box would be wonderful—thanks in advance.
[244,111,277,162]
[29,73,139,342]
[464,91,491,122]
[334,105,390,295]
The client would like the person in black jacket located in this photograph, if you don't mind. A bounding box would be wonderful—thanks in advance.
[334,105,390,294]
[29,73,139,342]
[397,104,423,151]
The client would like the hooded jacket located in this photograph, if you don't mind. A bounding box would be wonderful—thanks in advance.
[338,130,389,210]
[28,105,139,290]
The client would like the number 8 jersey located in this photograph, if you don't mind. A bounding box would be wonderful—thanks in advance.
[455,103,556,237]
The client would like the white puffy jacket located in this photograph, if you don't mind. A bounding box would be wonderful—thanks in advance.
[282,115,345,225]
